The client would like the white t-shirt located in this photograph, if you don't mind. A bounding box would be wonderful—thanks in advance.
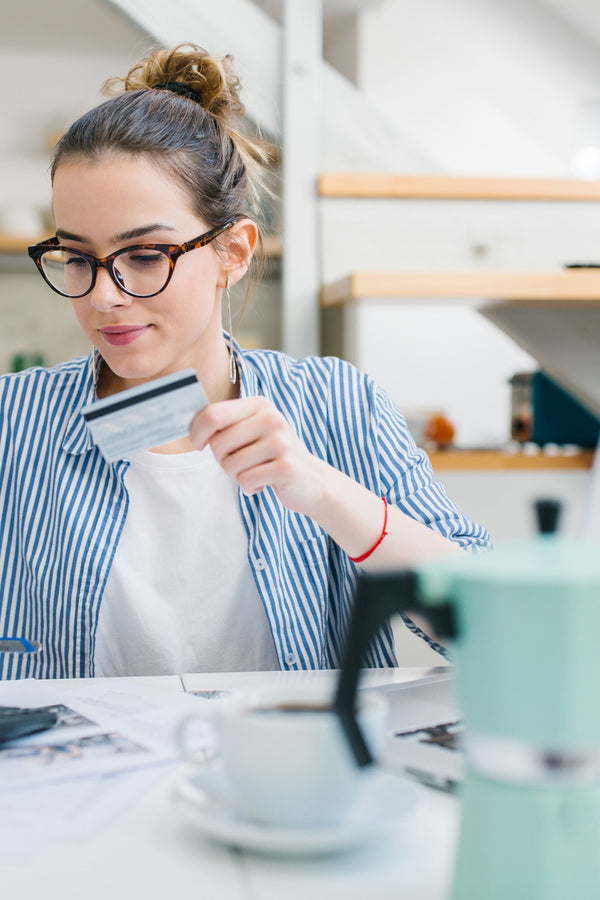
[94,448,280,676]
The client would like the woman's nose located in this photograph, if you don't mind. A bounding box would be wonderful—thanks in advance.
[88,267,131,312]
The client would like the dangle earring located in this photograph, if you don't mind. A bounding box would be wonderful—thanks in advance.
[226,276,237,386]
[91,347,101,394]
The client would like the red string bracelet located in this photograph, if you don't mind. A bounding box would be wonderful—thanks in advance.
[349,497,389,564]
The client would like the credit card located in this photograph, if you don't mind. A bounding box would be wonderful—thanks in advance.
[81,368,208,462]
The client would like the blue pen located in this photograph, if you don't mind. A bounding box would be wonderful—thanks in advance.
[0,637,42,654]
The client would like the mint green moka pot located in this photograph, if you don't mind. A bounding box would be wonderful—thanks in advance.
[335,501,600,899]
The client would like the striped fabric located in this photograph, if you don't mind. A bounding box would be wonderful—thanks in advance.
[0,346,490,679]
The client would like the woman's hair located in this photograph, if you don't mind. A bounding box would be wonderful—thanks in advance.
[51,45,273,273]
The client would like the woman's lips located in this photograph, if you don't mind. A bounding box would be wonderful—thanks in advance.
[99,325,151,346]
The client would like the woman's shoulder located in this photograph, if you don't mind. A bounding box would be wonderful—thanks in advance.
[240,347,373,394]
[239,349,386,452]
[0,356,90,403]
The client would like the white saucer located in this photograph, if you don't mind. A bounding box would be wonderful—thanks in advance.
[173,764,418,857]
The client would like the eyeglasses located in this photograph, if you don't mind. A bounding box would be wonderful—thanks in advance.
[27,222,233,299]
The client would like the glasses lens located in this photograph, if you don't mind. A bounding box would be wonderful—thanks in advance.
[40,249,93,298]
[112,248,171,297]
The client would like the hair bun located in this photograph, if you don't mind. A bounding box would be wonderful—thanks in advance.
[104,44,245,125]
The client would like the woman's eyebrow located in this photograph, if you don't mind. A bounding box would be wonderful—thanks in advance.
[112,224,177,242]
[54,224,177,243]
[55,228,86,242]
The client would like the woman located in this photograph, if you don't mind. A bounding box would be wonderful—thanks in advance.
[0,45,489,679]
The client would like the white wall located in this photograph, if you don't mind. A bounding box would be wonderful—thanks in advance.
[346,301,534,449]
[436,468,591,544]
[0,43,152,213]
[358,0,600,176]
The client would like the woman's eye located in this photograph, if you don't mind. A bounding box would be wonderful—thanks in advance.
[126,252,166,268]
[64,255,88,268]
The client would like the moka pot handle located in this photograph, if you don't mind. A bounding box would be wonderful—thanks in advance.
[333,570,457,768]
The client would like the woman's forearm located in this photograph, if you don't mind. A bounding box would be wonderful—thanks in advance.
[305,458,463,569]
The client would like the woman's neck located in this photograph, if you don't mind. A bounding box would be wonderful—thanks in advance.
[96,341,239,405]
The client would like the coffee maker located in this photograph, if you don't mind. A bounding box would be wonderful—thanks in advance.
[335,502,600,899]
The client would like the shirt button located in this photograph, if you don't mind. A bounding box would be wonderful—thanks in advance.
[255,558,266,570]
[285,652,299,667]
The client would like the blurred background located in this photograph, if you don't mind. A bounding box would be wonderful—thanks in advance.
[3,0,600,540]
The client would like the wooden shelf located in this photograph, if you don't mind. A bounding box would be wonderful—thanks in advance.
[427,449,595,471]
[318,172,600,201]
[321,270,600,307]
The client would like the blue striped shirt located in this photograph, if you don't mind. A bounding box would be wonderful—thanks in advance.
[0,348,490,679]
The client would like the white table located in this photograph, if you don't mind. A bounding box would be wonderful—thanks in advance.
[0,669,460,900]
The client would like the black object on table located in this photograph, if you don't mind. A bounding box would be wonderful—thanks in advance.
[0,706,59,744]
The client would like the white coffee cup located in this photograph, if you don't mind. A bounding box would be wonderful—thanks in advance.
[177,682,388,828]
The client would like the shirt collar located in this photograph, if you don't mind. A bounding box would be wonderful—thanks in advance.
[61,353,97,456]
[233,336,258,400]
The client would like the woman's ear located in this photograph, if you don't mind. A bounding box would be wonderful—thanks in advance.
[221,219,259,287]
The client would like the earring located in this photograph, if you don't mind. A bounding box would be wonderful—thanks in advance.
[226,276,237,386]
[91,347,101,394]
[92,347,98,392]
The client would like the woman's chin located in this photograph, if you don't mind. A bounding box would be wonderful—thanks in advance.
[100,357,167,391]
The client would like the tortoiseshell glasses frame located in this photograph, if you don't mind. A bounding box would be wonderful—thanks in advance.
[27,221,234,299]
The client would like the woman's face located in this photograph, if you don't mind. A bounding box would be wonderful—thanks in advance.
[52,156,232,393]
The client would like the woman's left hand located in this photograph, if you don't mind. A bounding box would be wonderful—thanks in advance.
[190,398,464,568]
[189,397,327,514]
